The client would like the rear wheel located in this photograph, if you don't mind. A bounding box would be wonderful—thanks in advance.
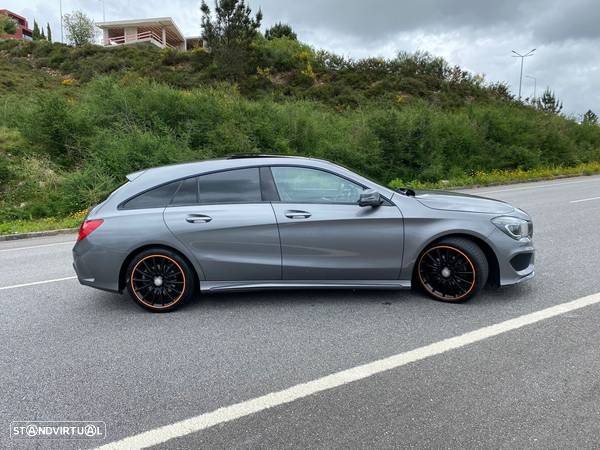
[126,249,194,312]
[417,237,488,303]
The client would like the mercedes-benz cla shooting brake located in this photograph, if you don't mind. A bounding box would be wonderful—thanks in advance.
[73,156,534,312]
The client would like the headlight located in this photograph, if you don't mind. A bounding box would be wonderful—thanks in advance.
[492,216,532,240]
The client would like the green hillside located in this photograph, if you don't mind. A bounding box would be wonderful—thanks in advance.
[1,38,600,233]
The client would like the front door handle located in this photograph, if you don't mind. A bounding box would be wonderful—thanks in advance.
[284,210,312,219]
[186,214,212,223]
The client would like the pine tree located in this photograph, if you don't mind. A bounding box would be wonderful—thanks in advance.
[41,28,46,40]
[47,23,52,43]
[536,88,563,115]
[265,22,297,40]
[200,0,262,78]
[582,109,598,125]
[32,20,41,40]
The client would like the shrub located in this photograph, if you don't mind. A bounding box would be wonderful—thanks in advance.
[0,154,12,184]
[253,36,313,72]
[2,40,600,227]
[160,48,189,66]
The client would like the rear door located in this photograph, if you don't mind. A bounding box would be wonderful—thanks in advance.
[269,166,404,280]
[164,167,281,281]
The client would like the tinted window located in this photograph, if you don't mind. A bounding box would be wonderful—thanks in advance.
[198,168,261,204]
[170,177,198,206]
[271,167,363,204]
[122,181,180,210]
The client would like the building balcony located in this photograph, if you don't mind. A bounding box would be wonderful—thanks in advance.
[104,30,176,49]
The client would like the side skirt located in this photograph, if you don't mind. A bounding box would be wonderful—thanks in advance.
[200,280,412,293]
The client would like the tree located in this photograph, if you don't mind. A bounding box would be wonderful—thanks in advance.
[32,20,41,40]
[63,11,96,46]
[582,109,598,126]
[536,88,563,115]
[0,14,17,35]
[265,22,297,40]
[200,0,262,77]
[47,23,52,43]
[41,28,46,40]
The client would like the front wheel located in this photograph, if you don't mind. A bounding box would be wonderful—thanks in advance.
[416,238,488,303]
[126,249,195,312]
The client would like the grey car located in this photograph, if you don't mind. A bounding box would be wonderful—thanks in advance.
[73,155,534,312]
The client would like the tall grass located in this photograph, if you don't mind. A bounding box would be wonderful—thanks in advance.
[1,76,600,223]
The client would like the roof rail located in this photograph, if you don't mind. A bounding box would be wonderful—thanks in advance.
[225,154,300,159]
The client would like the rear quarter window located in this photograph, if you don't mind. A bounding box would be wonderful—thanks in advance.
[121,181,180,210]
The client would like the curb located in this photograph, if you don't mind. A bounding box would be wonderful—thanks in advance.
[450,172,600,191]
[0,228,78,242]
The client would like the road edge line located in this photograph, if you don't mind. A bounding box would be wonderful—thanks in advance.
[0,276,78,291]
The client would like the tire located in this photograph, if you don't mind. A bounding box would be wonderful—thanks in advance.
[126,248,195,312]
[416,237,489,303]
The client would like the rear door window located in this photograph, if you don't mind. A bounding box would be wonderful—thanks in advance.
[170,177,198,206]
[197,168,261,204]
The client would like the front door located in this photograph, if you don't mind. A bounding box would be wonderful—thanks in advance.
[269,166,404,280]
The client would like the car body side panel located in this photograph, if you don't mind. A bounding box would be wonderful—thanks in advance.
[271,203,404,280]
[163,204,281,281]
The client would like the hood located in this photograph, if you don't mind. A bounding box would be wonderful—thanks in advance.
[414,190,514,214]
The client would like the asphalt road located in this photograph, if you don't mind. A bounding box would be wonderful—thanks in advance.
[2,175,600,449]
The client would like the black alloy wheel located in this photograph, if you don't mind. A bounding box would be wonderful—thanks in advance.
[126,249,194,312]
[417,237,488,302]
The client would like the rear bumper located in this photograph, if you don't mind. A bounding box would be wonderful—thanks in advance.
[72,239,124,293]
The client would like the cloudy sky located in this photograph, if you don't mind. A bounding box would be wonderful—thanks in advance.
[7,0,600,117]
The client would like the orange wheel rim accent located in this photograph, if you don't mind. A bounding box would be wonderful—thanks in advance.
[130,254,186,309]
[418,245,476,301]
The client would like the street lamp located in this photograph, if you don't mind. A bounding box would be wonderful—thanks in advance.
[512,49,536,100]
[59,0,63,43]
[525,75,537,101]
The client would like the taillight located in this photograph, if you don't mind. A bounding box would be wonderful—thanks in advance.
[78,219,104,241]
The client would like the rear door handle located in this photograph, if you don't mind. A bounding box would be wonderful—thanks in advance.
[284,210,312,219]
[186,214,212,223]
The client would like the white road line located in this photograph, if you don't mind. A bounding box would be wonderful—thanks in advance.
[0,241,74,252]
[0,276,77,291]
[94,291,600,450]
[472,177,600,195]
[569,196,600,204]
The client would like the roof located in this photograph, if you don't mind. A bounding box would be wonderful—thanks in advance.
[110,156,395,207]
[96,17,185,41]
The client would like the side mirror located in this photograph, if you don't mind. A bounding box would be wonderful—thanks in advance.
[358,189,383,207]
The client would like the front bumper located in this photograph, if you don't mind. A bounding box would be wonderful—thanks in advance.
[490,228,535,286]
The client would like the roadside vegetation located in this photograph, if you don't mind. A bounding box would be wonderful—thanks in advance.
[1,0,599,234]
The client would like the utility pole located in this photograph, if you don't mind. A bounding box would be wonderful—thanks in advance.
[59,0,63,43]
[525,75,537,101]
[100,0,106,22]
[512,49,536,101]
